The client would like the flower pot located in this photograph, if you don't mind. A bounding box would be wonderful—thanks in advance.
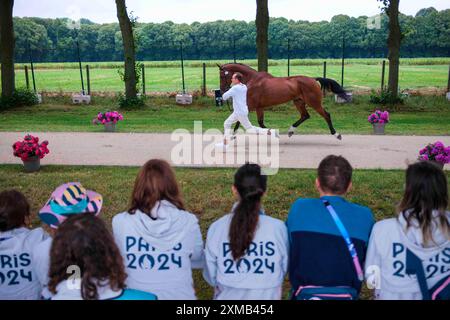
[372,123,386,135]
[23,156,40,173]
[104,122,116,132]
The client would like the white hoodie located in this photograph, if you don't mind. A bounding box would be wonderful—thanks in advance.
[112,200,204,300]
[0,227,49,300]
[203,209,289,300]
[365,210,450,300]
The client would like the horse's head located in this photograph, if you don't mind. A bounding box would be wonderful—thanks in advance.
[217,64,232,93]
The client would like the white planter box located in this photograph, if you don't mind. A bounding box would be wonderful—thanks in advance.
[36,93,42,104]
[72,94,91,104]
[335,92,352,103]
[176,93,193,105]
[446,92,450,101]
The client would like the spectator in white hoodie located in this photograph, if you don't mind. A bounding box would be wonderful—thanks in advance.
[0,190,49,300]
[365,161,450,300]
[112,159,204,300]
[203,163,289,300]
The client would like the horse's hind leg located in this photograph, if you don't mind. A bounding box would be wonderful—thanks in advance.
[256,108,267,128]
[315,106,342,140]
[288,99,310,137]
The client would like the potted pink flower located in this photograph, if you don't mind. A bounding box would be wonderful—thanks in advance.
[418,141,450,169]
[12,134,50,172]
[93,111,124,132]
[368,110,389,135]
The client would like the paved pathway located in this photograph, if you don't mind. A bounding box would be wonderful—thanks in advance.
[1,132,449,170]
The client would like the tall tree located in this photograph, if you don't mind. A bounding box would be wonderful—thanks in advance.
[115,0,137,99]
[0,0,15,98]
[256,0,269,72]
[379,0,401,97]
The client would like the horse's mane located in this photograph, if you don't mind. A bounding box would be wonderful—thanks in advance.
[222,63,258,73]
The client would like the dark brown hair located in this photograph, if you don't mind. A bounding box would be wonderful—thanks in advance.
[233,72,244,83]
[398,161,449,246]
[318,155,353,195]
[0,190,30,232]
[229,163,267,260]
[48,214,127,300]
[128,159,185,216]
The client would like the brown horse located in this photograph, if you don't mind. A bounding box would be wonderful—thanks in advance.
[218,63,349,140]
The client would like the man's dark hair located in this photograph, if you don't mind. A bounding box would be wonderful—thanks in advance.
[317,155,353,195]
[233,72,244,83]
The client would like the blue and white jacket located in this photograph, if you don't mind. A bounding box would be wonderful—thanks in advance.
[286,196,375,294]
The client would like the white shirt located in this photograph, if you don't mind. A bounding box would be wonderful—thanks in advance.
[222,83,249,116]
[0,227,49,300]
[365,211,450,300]
[203,211,289,300]
[112,200,204,300]
[31,237,53,299]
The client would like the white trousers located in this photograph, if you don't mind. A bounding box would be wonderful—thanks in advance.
[223,112,270,141]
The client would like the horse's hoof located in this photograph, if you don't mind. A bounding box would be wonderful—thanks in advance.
[336,134,342,140]
[288,131,294,138]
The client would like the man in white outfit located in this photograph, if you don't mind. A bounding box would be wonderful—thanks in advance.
[215,72,276,150]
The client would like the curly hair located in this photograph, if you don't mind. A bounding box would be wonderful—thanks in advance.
[48,214,127,300]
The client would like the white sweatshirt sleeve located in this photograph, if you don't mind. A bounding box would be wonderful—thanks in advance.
[279,223,290,277]
[364,223,382,294]
[222,86,235,101]
[190,219,205,269]
[202,226,218,287]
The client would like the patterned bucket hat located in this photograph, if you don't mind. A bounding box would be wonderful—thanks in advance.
[38,182,103,228]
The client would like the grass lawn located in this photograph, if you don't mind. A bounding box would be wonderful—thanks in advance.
[0,95,449,135]
[1,164,449,299]
[10,63,450,93]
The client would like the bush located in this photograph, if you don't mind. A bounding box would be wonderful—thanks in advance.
[117,93,146,108]
[369,90,404,105]
[0,87,39,109]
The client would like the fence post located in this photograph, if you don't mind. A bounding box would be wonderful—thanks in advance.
[24,66,30,90]
[86,65,91,95]
[287,39,291,77]
[141,64,146,95]
[323,61,327,96]
[180,42,186,94]
[233,38,236,63]
[341,35,345,87]
[381,60,386,92]
[202,63,206,96]
[447,64,450,93]
[30,58,37,93]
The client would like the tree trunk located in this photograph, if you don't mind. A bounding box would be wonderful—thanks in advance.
[115,0,137,99]
[0,0,15,98]
[256,0,269,72]
[386,0,401,97]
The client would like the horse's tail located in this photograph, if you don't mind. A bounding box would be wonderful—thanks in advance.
[315,77,351,102]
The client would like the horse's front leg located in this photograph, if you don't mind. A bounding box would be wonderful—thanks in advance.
[231,122,240,140]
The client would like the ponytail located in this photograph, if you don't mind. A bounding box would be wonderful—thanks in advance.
[229,164,267,260]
